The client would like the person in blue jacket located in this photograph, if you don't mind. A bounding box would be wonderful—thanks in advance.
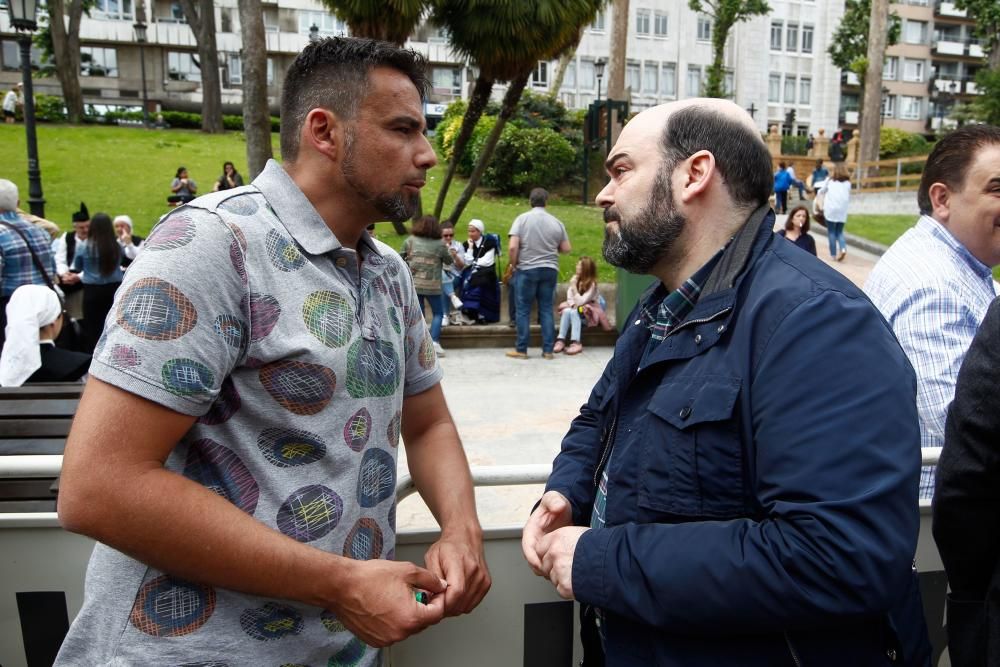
[522,98,931,667]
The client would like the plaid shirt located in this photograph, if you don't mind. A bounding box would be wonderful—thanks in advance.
[0,211,57,298]
[865,215,999,500]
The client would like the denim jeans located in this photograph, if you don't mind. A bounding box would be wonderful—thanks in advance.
[418,292,445,342]
[515,267,558,353]
[558,307,582,342]
[775,190,788,214]
[506,270,518,323]
[826,221,847,257]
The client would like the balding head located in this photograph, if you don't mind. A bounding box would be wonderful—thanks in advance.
[0,179,18,212]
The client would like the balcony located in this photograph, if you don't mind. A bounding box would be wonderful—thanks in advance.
[933,39,965,55]
[842,110,859,125]
[969,42,984,58]
[935,1,968,17]
[933,77,961,92]
[966,80,978,94]
[840,71,861,86]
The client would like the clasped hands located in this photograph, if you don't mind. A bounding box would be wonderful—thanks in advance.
[521,490,588,600]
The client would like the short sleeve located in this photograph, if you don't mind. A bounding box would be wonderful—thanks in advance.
[88,207,249,416]
[395,255,443,396]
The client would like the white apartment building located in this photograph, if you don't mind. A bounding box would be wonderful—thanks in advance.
[1,0,843,138]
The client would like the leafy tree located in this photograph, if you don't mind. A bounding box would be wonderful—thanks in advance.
[688,0,771,99]
[970,68,1000,124]
[828,0,900,85]
[33,0,89,123]
[955,0,1000,67]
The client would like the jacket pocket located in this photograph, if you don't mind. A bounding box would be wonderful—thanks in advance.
[639,376,744,518]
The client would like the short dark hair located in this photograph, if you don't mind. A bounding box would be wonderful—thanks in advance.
[660,106,773,210]
[175,166,187,178]
[411,215,442,239]
[529,188,548,207]
[918,124,1000,215]
[280,37,429,162]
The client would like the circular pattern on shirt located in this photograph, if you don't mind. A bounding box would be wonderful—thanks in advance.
[117,277,198,341]
[277,485,343,542]
[184,438,259,514]
[343,408,373,452]
[302,291,353,348]
[388,502,396,533]
[230,236,248,286]
[145,214,196,251]
[320,610,348,634]
[328,638,368,667]
[265,229,306,272]
[243,292,282,342]
[356,448,395,508]
[218,196,259,217]
[345,338,400,398]
[197,377,241,425]
[382,257,401,277]
[213,314,249,357]
[130,575,216,637]
[343,517,384,561]
[388,307,401,335]
[109,343,141,370]
[402,304,423,329]
[259,360,337,415]
[257,427,327,467]
[239,602,304,641]
[162,358,215,398]
[374,275,405,307]
[418,334,436,370]
[386,410,401,448]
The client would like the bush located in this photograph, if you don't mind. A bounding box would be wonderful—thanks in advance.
[34,94,66,122]
[781,135,809,155]
[879,127,930,158]
[436,113,498,177]
[483,124,576,194]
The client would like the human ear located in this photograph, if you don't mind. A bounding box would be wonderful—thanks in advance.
[928,182,951,223]
[678,150,715,202]
[302,109,341,162]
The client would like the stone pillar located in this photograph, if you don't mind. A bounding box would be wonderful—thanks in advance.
[846,129,861,166]
[766,125,782,157]
[813,128,829,159]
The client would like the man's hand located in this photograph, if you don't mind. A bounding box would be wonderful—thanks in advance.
[424,529,491,617]
[59,272,80,285]
[522,490,572,575]
[329,558,448,648]
[536,526,588,600]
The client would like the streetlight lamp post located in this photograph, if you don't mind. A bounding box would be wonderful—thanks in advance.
[133,20,150,128]
[880,86,890,127]
[594,57,606,102]
[6,0,45,217]
[309,24,320,44]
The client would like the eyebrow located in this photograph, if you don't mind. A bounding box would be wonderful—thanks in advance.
[605,151,629,172]
[389,115,424,130]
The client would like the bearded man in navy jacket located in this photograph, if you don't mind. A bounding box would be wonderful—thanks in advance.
[523,99,931,667]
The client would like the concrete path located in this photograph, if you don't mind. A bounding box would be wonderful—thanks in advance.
[773,214,882,288]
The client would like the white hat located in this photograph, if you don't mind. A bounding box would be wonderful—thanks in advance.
[468,219,485,234]
[113,214,133,232]
[0,285,62,387]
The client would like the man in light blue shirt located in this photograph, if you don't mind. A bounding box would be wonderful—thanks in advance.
[865,125,1000,500]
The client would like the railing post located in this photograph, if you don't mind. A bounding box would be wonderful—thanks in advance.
[896,159,902,193]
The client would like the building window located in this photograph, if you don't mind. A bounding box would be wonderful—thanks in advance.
[92,0,133,21]
[654,12,668,36]
[697,16,712,41]
[768,73,781,102]
[881,94,896,119]
[799,77,811,105]
[643,61,658,94]
[432,66,461,95]
[227,53,241,86]
[2,39,42,71]
[770,21,783,50]
[900,95,922,119]
[298,11,347,36]
[802,25,814,54]
[784,75,796,103]
[627,60,641,92]
[532,61,549,88]
[580,59,596,90]
[724,70,734,97]
[267,58,275,86]
[903,58,924,82]
[169,2,186,22]
[167,51,200,82]
[687,65,701,96]
[80,46,118,77]
[636,9,651,35]
[883,56,898,80]
[786,23,798,51]
[590,10,606,31]
[661,62,676,96]
[564,61,576,89]
[904,20,927,44]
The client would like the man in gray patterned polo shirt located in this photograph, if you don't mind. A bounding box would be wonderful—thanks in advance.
[55,37,490,666]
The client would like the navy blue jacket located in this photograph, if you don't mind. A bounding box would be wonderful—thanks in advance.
[547,206,931,666]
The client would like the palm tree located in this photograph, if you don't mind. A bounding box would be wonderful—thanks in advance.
[433,0,607,224]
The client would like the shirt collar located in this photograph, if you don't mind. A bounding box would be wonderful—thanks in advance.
[639,242,729,327]
[252,159,381,258]
[919,214,993,280]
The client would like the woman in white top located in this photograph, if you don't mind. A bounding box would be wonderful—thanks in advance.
[819,162,852,261]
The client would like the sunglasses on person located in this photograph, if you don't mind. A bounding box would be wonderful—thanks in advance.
[442,232,454,238]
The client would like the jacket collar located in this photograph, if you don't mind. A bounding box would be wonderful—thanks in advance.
[701,203,774,296]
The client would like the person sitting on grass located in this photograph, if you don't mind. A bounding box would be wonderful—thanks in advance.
[169,166,197,204]
[554,256,609,355]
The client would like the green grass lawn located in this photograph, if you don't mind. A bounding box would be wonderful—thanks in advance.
[845,214,918,248]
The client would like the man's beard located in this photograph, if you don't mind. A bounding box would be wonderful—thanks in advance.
[341,128,416,222]
[602,166,686,274]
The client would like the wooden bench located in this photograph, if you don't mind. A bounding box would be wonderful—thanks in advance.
[0,383,83,512]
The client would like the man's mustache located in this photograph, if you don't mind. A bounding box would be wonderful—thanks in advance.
[603,207,621,224]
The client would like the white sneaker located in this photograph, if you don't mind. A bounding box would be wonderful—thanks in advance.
[433,341,446,357]
[441,316,449,327]
[449,294,463,309]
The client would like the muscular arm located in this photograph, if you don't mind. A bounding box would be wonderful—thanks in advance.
[59,379,447,646]
[402,383,491,615]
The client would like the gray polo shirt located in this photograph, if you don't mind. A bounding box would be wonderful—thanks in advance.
[508,206,568,271]
[56,160,441,666]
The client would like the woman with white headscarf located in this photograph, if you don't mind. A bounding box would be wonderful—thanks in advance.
[113,215,144,269]
[0,285,91,386]
[459,219,501,324]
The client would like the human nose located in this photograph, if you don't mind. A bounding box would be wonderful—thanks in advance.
[416,133,437,170]
[595,180,615,208]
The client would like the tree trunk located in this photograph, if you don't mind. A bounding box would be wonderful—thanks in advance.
[180,0,224,133]
[446,71,529,225]
[549,29,583,100]
[608,0,629,99]
[860,0,889,174]
[238,0,272,177]
[432,73,494,219]
[48,0,85,123]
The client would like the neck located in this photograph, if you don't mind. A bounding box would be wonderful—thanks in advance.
[650,207,746,291]
[283,159,376,250]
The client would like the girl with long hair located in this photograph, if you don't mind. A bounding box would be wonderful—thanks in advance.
[819,162,852,261]
[401,215,453,357]
[72,212,124,352]
[554,256,610,355]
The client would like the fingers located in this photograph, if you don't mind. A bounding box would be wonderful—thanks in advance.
[521,515,547,576]
[404,562,449,595]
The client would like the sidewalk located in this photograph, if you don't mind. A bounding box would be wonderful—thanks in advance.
[773,214,883,288]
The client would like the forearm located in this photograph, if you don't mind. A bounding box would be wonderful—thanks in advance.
[508,247,519,268]
[407,419,481,538]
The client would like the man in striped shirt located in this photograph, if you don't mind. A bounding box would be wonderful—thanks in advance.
[865,125,1000,501]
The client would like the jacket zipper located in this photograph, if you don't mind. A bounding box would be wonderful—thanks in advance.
[662,307,732,340]
[784,632,803,667]
[593,415,618,487]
